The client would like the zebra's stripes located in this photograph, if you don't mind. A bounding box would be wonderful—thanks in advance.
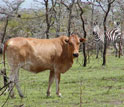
[106,28,121,43]
[93,24,122,58]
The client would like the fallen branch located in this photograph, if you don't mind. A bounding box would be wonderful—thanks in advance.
[0,86,7,96]
[0,81,11,91]
[1,82,15,107]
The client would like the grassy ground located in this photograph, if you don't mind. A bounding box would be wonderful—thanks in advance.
[0,55,124,107]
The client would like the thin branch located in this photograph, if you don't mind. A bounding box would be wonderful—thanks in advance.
[61,1,70,10]
[0,87,7,96]
[97,1,106,13]
[0,81,11,91]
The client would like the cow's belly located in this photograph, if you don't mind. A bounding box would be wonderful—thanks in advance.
[21,61,53,73]
[20,53,55,73]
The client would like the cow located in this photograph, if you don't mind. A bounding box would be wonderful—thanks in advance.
[3,34,85,98]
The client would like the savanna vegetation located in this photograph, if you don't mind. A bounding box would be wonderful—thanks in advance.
[1,55,124,107]
[0,0,124,107]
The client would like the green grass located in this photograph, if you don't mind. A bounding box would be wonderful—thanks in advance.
[1,55,124,107]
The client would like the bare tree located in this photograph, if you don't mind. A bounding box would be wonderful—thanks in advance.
[0,0,24,42]
[77,0,87,67]
[61,0,75,36]
[44,0,50,39]
[54,0,62,37]
[101,0,116,65]
[49,0,61,37]
[91,0,94,34]
[43,0,57,38]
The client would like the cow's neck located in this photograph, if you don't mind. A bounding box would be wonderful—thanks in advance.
[59,42,74,65]
[65,45,73,63]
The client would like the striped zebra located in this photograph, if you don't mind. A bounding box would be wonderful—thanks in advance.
[93,23,122,58]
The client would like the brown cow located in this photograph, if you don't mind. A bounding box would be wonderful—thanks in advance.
[3,34,85,98]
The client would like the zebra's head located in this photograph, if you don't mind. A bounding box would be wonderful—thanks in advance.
[93,22,100,37]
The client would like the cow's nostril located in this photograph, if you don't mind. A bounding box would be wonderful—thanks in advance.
[73,53,79,57]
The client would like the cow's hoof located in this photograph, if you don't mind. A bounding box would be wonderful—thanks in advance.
[57,93,62,97]
[47,91,51,97]
[47,94,51,97]
[20,94,24,98]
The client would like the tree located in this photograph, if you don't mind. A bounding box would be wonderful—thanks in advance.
[77,0,87,67]
[61,0,75,37]
[101,0,115,65]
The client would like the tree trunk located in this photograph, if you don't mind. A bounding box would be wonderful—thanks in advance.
[102,0,115,65]
[56,2,61,37]
[44,0,50,39]
[67,10,72,37]
[77,0,87,67]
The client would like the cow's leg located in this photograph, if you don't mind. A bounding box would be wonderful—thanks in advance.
[15,70,24,98]
[8,66,18,98]
[47,70,55,97]
[55,72,61,97]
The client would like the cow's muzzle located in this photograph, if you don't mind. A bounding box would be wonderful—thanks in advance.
[73,53,79,57]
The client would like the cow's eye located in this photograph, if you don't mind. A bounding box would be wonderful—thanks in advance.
[77,42,80,45]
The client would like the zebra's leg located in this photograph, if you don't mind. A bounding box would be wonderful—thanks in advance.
[121,39,124,56]
[96,43,99,59]
[119,42,123,56]
[118,42,121,58]
[121,45,123,56]
[100,46,103,57]
[100,42,103,58]
[113,43,118,57]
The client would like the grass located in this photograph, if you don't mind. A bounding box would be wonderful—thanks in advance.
[1,55,124,107]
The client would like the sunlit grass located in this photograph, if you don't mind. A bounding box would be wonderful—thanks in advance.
[0,55,124,107]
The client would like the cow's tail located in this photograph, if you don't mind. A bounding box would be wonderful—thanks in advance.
[2,42,8,86]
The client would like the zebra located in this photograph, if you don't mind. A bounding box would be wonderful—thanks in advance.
[93,23,122,58]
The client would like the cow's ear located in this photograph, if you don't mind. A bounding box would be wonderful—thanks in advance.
[80,38,86,42]
[64,37,69,44]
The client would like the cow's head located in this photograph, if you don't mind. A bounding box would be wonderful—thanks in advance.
[65,34,85,58]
